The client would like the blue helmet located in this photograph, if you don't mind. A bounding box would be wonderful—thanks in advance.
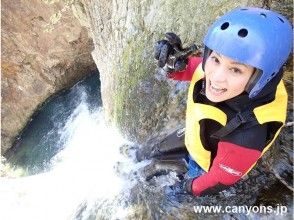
[203,7,293,98]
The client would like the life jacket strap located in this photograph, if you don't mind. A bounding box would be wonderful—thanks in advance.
[210,111,258,139]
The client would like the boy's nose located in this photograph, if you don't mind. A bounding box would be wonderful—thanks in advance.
[210,67,226,82]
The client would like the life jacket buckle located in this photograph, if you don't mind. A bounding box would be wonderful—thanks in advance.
[176,127,185,137]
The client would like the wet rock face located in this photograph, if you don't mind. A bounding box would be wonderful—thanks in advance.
[1,0,96,153]
[271,0,293,20]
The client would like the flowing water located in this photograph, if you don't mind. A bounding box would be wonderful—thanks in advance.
[1,72,293,220]
[0,72,146,220]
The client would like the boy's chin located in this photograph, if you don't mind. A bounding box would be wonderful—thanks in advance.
[206,95,226,103]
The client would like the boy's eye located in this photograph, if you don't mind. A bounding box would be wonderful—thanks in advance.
[230,67,242,74]
[210,56,220,64]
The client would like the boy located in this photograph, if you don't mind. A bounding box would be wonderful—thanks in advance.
[153,7,292,196]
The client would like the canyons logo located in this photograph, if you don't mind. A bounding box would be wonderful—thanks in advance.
[193,205,288,216]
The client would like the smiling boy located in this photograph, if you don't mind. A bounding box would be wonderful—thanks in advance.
[153,7,293,196]
[205,51,255,102]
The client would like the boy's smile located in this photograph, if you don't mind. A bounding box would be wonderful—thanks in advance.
[204,51,254,102]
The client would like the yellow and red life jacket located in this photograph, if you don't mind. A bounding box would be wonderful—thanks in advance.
[185,64,288,173]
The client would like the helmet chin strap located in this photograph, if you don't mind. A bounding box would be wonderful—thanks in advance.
[244,69,262,94]
[201,47,212,71]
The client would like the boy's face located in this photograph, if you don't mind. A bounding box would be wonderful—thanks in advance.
[204,51,254,102]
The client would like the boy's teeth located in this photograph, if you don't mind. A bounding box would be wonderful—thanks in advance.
[212,85,225,91]
[212,85,221,90]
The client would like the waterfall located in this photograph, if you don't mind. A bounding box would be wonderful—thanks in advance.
[0,74,139,220]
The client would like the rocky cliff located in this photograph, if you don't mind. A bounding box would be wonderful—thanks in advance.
[1,0,96,154]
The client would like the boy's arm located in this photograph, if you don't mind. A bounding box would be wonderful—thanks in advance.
[190,141,262,196]
[167,57,203,81]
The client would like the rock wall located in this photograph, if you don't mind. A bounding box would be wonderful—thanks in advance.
[1,0,96,154]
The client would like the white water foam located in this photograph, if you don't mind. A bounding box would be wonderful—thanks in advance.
[0,101,135,220]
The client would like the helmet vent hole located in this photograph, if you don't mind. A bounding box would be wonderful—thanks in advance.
[240,8,248,11]
[238,29,248,38]
[260,13,267,18]
[271,72,276,77]
[220,22,229,30]
[278,17,285,23]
